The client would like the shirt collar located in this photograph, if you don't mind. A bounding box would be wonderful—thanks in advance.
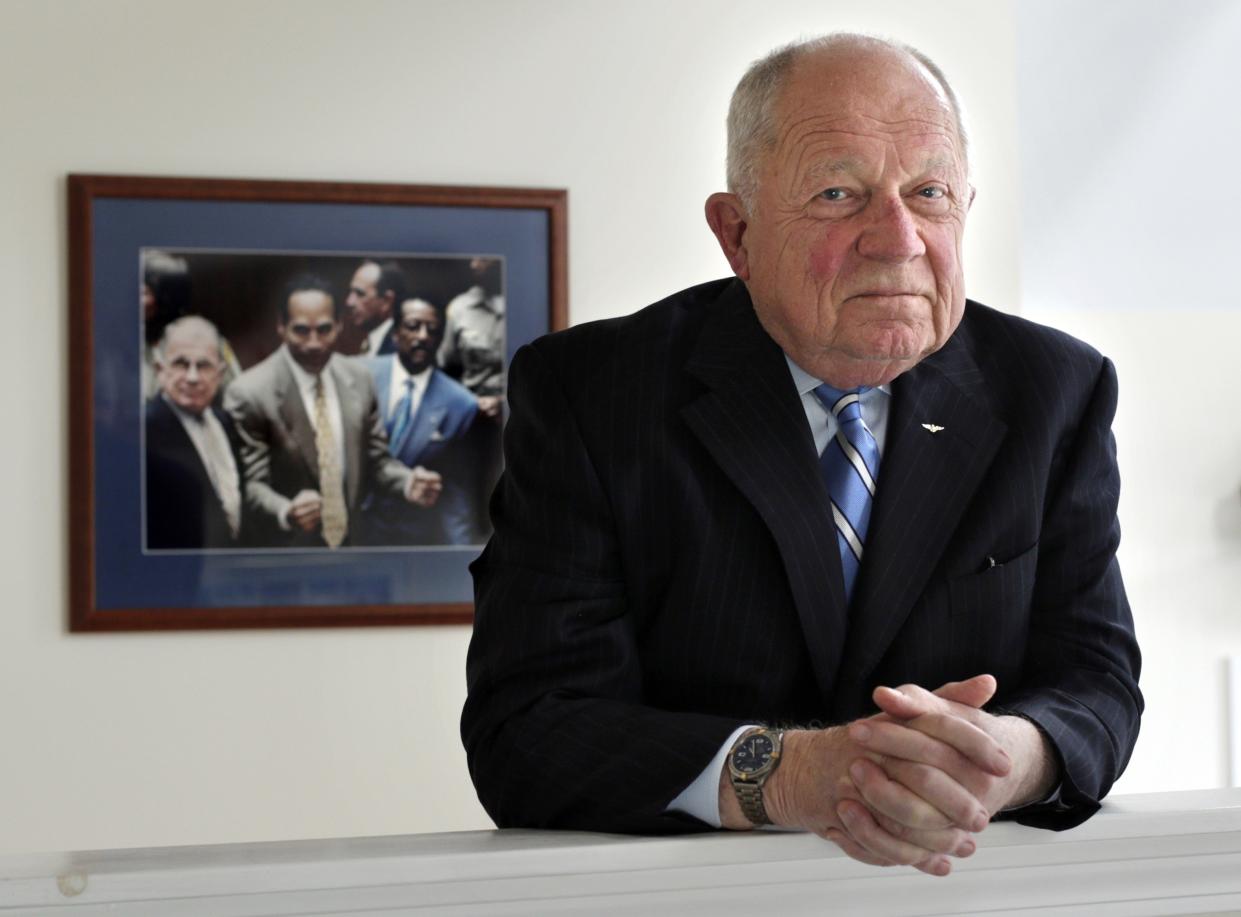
[366,317,393,352]
[783,353,891,399]
[161,392,209,425]
[281,345,334,392]
[391,356,433,389]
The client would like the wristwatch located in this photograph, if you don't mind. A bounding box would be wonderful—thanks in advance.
[727,727,784,826]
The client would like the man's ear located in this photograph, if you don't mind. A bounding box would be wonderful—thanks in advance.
[967,184,977,211]
[705,192,751,281]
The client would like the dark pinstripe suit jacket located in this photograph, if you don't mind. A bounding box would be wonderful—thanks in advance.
[462,278,1142,834]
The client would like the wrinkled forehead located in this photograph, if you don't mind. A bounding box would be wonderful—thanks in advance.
[771,49,964,170]
[164,327,219,360]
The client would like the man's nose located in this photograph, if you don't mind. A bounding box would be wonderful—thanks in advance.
[856,196,926,262]
[186,363,200,382]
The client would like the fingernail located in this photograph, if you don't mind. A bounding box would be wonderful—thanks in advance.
[934,858,951,876]
[838,804,857,824]
[849,761,866,783]
[849,723,871,743]
[959,839,976,856]
[974,810,990,832]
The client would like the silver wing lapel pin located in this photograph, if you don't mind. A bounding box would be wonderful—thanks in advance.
[921,423,945,434]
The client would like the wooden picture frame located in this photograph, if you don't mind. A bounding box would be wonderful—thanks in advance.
[68,174,567,631]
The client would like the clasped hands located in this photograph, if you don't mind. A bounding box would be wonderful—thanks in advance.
[723,674,1055,877]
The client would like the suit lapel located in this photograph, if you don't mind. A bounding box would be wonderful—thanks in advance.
[834,329,1007,701]
[396,373,445,466]
[681,283,847,706]
[275,358,320,479]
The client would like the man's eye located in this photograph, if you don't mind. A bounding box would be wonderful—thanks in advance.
[819,188,849,201]
[918,186,946,199]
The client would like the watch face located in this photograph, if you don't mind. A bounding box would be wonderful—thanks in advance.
[733,733,776,775]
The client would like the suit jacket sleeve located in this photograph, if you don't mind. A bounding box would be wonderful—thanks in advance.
[462,343,746,834]
[993,356,1142,829]
[437,393,480,544]
[223,377,291,527]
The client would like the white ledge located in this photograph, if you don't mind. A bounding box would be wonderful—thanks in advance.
[3,789,1241,915]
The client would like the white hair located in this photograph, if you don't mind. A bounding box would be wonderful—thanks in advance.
[154,314,223,364]
[725,33,971,210]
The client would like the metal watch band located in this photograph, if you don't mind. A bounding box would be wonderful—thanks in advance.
[735,778,771,826]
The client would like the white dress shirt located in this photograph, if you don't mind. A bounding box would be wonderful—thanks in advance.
[387,358,432,432]
[666,355,891,827]
[164,395,242,539]
[365,317,394,355]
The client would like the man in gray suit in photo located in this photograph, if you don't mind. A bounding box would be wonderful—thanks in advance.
[224,275,441,548]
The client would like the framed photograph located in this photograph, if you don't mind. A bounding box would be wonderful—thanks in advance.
[68,174,567,631]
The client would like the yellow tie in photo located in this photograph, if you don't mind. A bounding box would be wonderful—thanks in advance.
[313,377,347,548]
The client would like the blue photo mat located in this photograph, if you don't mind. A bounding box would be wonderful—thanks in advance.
[92,197,550,609]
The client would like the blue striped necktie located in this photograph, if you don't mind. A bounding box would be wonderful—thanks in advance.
[389,378,416,452]
[813,385,881,603]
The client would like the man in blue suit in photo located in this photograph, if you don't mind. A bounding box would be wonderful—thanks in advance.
[362,296,479,545]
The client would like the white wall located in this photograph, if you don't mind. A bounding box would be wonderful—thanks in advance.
[0,0,1023,855]
[1015,0,1241,795]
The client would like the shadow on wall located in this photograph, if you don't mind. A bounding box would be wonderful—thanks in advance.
[1215,473,1241,542]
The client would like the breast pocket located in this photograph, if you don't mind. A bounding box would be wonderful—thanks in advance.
[948,541,1039,618]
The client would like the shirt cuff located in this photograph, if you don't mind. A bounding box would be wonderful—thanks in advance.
[276,497,293,531]
[665,724,756,828]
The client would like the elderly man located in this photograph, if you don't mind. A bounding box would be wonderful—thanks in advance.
[361,297,478,545]
[145,315,243,549]
[225,275,439,548]
[461,34,1142,877]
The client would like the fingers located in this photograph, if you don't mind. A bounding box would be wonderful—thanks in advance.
[852,715,1011,779]
[413,467,444,485]
[933,674,997,709]
[872,683,938,720]
[872,674,996,722]
[407,468,445,507]
[822,828,891,867]
[872,810,976,858]
[835,799,955,876]
[847,756,952,829]
[849,755,989,834]
[288,492,323,532]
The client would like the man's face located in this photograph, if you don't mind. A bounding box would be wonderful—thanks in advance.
[345,263,390,329]
[157,325,222,415]
[280,290,340,374]
[394,299,444,375]
[729,48,972,388]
